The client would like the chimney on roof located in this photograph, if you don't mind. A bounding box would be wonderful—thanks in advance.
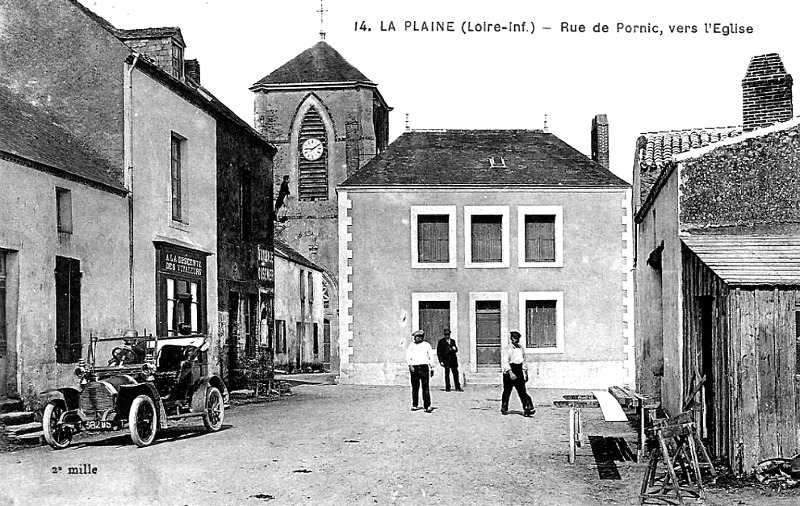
[742,53,793,132]
[591,114,610,171]
[184,59,200,85]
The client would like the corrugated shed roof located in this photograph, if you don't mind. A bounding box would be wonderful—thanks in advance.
[274,238,324,272]
[251,41,373,88]
[341,129,629,188]
[0,86,125,192]
[682,233,800,285]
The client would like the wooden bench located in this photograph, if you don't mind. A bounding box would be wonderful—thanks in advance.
[608,386,659,461]
[553,395,598,464]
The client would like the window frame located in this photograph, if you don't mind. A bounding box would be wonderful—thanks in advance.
[411,292,458,346]
[517,206,563,268]
[519,291,564,354]
[55,256,82,364]
[171,44,184,79]
[411,206,456,269]
[55,187,73,234]
[170,133,185,222]
[465,206,510,269]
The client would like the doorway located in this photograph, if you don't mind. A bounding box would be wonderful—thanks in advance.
[418,300,450,350]
[476,300,501,369]
[698,295,715,453]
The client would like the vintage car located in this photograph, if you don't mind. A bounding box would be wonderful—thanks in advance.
[39,331,228,449]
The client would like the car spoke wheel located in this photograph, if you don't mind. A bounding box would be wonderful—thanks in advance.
[129,395,157,447]
[202,386,224,432]
[42,401,72,450]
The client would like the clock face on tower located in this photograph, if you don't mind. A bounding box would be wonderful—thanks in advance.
[301,138,324,161]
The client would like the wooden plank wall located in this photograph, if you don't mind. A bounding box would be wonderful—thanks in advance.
[681,246,730,462]
[729,288,799,472]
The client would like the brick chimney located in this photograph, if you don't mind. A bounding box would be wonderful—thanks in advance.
[742,53,793,132]
[184,59,200,85]
[591,114,610,171]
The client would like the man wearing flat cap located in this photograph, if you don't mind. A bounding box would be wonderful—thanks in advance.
[501,330,535,416]
[406,329,435,412]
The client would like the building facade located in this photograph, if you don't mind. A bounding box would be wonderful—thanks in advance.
[252,40,392,373]
[633,53,800,472]
[339,126,633,388]
[273,240,327,372]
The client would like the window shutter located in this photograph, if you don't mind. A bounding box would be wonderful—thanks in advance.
[298,107,328,200]
[69,259,82,362]
[525,215,556,262]
[526,300,557,348]
[471,216,502,263]
[418,215,449,263]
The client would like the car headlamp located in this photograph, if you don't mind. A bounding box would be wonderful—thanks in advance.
[74,365,86,378]
[141,363,156,376]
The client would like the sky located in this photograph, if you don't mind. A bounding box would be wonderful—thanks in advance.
[81,0,800,183]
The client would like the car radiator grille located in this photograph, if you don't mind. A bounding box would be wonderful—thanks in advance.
[80,381,116,419]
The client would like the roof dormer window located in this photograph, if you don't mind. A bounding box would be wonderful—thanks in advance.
[489,156,506,168]
[172,44,184,79]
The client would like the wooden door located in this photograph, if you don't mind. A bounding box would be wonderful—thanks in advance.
[476,301,501,368]
[418,301,449,349]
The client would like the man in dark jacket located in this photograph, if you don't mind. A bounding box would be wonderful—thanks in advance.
[436,328,462,391]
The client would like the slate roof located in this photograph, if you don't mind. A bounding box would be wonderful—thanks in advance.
[251,41,373,88]
[635,126,741,206]
[0,86,125,192]
[682,232,800,285]
[340,130,629,188]
[274,238,324,272]
[116,27,185,46]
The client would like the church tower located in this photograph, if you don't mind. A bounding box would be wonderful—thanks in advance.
[251,39,390,371]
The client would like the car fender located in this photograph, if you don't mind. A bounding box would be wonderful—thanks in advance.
[116,383,168,428]
[190,375,228,413]
[39,387,81,411]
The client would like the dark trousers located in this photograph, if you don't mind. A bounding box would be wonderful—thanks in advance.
[443,363,461,391]
[410,365,431,409]
[501,364,533,412]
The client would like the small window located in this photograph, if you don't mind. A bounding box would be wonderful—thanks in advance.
[171,44,183,79]
[275,320,286,353]
[55,256,82,363]
[300,269,306,302]
[313,323,319,355]
[171,134,184,222]
[308,272,314,304]
[471,215,503,263]
[418,215,450,263]
[56,187,73,234]
[166,278,200,335]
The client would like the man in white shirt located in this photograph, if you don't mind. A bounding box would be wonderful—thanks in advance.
[501,330,535,416]
[406,329,435,412]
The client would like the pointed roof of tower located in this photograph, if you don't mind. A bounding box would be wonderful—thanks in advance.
[251,41,374,90]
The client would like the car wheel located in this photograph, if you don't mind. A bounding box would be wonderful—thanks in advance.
[42,401,72,450]
[202,386,224,432]
[129,395,157,447]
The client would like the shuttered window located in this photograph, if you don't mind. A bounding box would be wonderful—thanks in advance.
[55,256,82,363]
[276,320,287,353]
[795,311,800,375]
[298,107,328,201]
[525,215,556,262]
[526,300,557,348]
[471,215,503,263]
[418,215,450,263]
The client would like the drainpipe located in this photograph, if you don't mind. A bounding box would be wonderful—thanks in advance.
[124,53,139,330]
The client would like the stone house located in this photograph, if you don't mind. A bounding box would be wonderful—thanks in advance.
[632,53,800,472]
[273,239,327,372]
[338,121,633,388]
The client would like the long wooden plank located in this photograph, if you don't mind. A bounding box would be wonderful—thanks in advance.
[592,390,628,422]
[757,289,778,461]
[739,289,760,471]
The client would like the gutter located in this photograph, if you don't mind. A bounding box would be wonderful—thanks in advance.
[124,53,139,329]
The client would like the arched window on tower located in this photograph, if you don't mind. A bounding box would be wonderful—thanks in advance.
[297,107,328,200]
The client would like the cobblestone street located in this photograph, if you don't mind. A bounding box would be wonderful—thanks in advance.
[2,384,799,505]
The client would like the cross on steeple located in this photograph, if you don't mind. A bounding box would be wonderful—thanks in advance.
[317,0,328,41]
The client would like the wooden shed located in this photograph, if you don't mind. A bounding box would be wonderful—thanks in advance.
[680,233,800,473]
